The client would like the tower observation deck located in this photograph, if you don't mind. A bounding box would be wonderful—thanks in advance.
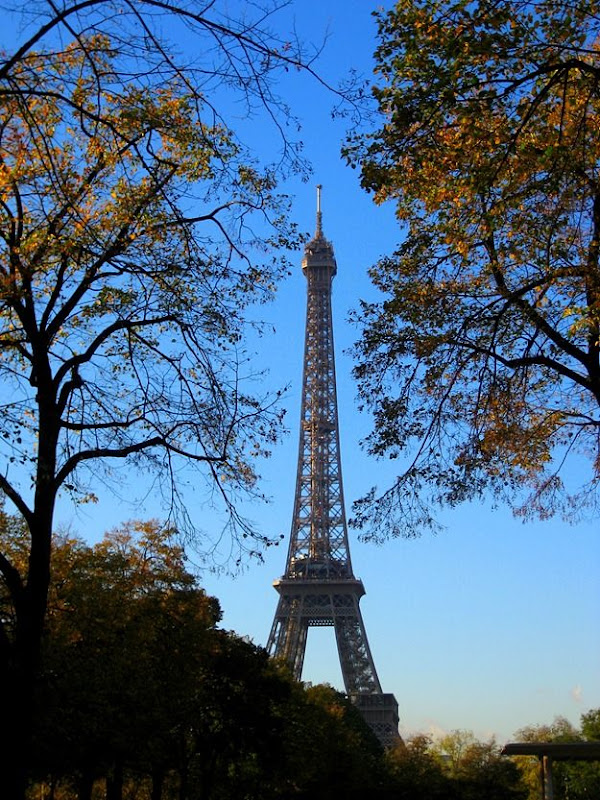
[266,186,400,747]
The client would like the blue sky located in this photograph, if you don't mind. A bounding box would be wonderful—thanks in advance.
[200,0,600,742]
[5,0,598,743]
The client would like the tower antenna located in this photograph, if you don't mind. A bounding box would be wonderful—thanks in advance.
[316,183,323,236]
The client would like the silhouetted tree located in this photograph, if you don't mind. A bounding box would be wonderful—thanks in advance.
[0,2,346,794]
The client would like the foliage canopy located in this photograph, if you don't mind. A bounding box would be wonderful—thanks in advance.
[514,715,600,799]
[0,2,307,546]
[346,0,600,537]
[0,2,342,795]
[0,520,388,799]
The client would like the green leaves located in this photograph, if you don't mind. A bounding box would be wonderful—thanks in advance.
[387,730,527,800]
[514,714,600,799]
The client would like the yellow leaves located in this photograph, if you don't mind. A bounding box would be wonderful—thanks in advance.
[561,303,600,342]
[0,28,282,382]
[75,491,99,506]
[455,240,470,258]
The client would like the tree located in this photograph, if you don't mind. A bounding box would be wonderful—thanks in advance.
[446,738,527,800]
[385,734,452,799]
[512,714,600,800]
[344,0,600,538]
[180,630,296,800]
[0,2,343,795]
[29,521,222,799]
[277,683,386,800]
[18,521,391,800]
[582,708,600,740]
[431,730,527,800]
[384,730,527,800]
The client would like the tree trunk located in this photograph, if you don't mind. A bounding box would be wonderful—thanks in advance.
[106,761,124,800]
[178,764,188,800]
[78,770,94,800]
[151,768,165,800]
[2,587,49,798]
[1,509,54,799]
[2,669,32,799]
[1,362,59,798]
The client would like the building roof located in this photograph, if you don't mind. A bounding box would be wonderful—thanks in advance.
[502,742,600,761]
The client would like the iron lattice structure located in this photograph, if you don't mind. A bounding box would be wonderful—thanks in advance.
[267,188,399,747]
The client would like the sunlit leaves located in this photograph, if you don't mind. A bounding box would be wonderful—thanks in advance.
[0,21,300,538]
[0,3,329,793]
[346,0,600,535]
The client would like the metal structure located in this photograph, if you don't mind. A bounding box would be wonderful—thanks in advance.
[501,742,600,800]
[267,186,399,747]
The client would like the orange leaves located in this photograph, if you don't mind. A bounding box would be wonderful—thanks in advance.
[0,35,237,295]
[345,0,600,532]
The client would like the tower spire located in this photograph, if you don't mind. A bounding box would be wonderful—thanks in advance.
[316,183,323,237]
[267,190,400,748]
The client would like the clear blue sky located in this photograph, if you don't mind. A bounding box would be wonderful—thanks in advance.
[199,0,600,743]
[9,0,597,743]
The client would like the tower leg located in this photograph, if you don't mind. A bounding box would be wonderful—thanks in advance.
[333,601,381,694]
[268,595,308,681]
[350,693,401,750]
[267,581,401,747]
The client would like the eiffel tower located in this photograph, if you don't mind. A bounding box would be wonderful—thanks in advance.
[267,186,399,747]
